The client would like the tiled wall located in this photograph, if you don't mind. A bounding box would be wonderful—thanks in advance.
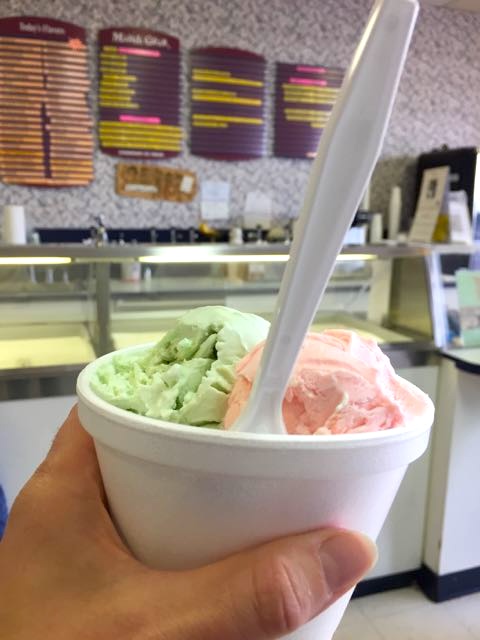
[1,0,479,229]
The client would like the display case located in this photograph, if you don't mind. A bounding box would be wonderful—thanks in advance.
[0,242,446,399]
[1,240,478,593]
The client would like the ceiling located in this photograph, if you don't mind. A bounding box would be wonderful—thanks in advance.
[422,0,480,11]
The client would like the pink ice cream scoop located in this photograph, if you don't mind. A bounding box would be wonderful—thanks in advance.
[224,329,430,435]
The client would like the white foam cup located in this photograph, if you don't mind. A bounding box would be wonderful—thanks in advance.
[77,344,434,640]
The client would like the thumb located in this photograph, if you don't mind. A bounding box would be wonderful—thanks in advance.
[185,528,377,640]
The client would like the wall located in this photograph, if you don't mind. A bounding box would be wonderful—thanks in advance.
[1,0,479,229]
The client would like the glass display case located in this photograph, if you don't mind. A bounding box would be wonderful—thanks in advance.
[1,240,478,590]
[0,241,477,399]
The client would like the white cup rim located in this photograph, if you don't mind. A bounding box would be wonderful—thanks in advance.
[77,343,435,452]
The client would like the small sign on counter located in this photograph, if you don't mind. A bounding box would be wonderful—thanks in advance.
[410,166,473,244]
[448,190,472,244]
[409,166,449,242]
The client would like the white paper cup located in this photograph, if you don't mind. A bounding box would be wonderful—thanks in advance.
[77,345,434,640]
[2,205,26,245]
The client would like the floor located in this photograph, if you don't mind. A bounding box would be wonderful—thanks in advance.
[334,586,480,639]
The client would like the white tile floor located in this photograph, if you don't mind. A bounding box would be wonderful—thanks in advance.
[334,587,480,639]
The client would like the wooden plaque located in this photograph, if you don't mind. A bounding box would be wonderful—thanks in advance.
[116,163,197,202]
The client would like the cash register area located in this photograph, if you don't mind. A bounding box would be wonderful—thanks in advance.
[1,0,480,638]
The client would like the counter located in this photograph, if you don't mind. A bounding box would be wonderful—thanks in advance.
[421,347,480,601]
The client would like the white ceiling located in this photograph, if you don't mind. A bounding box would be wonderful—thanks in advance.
[422,0,480,11]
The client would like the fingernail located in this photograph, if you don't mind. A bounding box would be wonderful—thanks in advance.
[320,532,377,594]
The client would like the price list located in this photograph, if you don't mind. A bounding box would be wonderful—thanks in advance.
[274,62,344,159]
[98,28,182,159]
[190,47,267,160]
[0,16,93,186]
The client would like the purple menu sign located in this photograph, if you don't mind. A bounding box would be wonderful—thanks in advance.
[190,47,267,160]
[274,62,344,159]
[98,28,182,159]
[0,16,93,187]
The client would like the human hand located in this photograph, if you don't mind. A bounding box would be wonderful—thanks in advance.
[0,408,376,639]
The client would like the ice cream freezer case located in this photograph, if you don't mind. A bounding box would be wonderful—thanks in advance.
[0,241,476,593]
[0,242,443,387]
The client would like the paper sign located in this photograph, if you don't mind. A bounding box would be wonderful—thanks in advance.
[201,180,230,201]
[200,180,230,220]
[409,166,449,242]
[456,269,480,346]
[448,190,472,244]
[243,191,272,229]
[180,175,194,193]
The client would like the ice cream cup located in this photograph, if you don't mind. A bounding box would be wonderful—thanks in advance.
[77,344,434,640]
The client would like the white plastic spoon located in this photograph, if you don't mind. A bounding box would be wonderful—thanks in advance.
[231,0,419,435]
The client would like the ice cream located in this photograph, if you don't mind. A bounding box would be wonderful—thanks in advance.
[224,329,430,435]
[91,306,270,427]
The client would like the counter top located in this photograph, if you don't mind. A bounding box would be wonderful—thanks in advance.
[442,348,480,374]
[0,242,447,263]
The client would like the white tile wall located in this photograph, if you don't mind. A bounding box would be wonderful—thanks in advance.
[1,0,479,228]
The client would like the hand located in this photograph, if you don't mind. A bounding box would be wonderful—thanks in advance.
[0,408,376,639]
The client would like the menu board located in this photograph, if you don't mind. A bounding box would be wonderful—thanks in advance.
[0,16,93,187]
[98,28,182,159]
[274,62,344,159]
[190,47,267,160]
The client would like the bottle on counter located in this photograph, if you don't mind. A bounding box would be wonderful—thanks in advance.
[246,225,266,282]
[229,226,244,245]
[189,227,198,243]
[143,266,152,288]
[93,216,108,246]
[30,230,40,245]
[388,185,402,241]
[369,213,383,243]
[121,239,141,283]
[226,226,243,282]
[45,268,54,285]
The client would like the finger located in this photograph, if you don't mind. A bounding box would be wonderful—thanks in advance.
[179,529,377,640]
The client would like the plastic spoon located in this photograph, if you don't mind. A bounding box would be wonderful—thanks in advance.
[231,0,419,435]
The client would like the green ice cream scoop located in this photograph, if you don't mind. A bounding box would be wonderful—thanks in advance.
[91,306,270,427]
